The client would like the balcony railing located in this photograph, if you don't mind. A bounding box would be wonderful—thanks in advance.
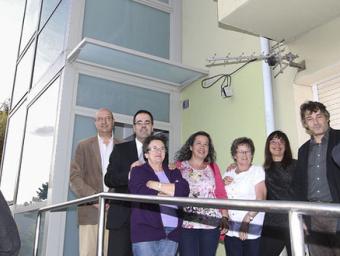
[33,192,340,256]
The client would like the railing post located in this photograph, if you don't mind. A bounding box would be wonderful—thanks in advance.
[33,212,41,256]
[289,211,305,256]
[96,196,106,256]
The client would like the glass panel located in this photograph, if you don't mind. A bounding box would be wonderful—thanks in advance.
[19,0,41,54]
[11,43,35,108]
[40,0,61,28]
[63,113,169,255]
[14,210,46,256]
[77,42,206,86]
[0,103,27,203]
[63,204,79,255]
[16,78,60,205]
[76,74,170,122]
[32,0,69,86]
[83,0,170,58]
[158,0,169,3]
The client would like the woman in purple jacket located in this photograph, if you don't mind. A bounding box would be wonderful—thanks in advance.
[128,134,190,256]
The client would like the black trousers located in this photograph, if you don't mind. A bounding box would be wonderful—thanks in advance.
[107,224,132,256]
[306,216,340,256]
[260,225,292,256]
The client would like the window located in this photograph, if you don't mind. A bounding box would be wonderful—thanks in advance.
[314,75,340,129]
[15,78,60,205]
[0,103,27,203]
[32,0,69,86]
[19,0,41,54]
[39,0,61,28]
[11,43,35,108]
[83,0,170,59]
[76,74,170,122]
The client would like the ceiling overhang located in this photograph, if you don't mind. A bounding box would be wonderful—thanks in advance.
[218,0,340,41]
[67,38,208,88]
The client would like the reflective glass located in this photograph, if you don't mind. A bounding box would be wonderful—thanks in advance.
[16,78,60,205]
[0,103,27,203]
[76,74,170,122]
[83,0,170,58]
[40,0,61,28]
[14,211,46,256]
[77,42,206,86]
[11,43,35,108]
[32,0,69,86]
[19,0,41,53]
[63,114,169,255]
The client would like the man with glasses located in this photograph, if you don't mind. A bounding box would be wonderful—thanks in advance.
[105,110,155,256]
[293,101,340,256]
[70,108,120,256]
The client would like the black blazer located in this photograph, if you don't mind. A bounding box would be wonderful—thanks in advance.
[293,128,340,203]
[0,190,21,255]
[105,140,138,229]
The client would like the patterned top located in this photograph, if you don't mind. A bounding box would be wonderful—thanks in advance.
[178,161,222,229]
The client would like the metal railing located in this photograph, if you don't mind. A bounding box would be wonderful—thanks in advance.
[33,192,340,256]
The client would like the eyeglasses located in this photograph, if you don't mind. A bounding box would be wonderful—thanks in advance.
[236,150,252,155]
[148,146,166,152]
[269,139,285,146]
[134,120,152,126]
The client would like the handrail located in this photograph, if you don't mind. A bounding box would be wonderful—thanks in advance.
[33,192,340,256]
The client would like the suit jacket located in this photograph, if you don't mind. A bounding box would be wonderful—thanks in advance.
[293,128,340,203]
[70,136,119,225]
[105,139,169,229]
[0,190,20,256]
[104,140,138,229]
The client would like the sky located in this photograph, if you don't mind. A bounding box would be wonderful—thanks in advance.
[0,0,24,105]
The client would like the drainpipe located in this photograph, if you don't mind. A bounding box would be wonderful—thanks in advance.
[260,37,275,135]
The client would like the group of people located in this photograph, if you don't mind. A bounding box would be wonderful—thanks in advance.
[70,100,340,256]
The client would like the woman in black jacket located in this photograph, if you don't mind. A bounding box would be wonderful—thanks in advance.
[260,130,296,256]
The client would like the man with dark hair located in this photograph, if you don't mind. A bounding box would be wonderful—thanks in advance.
[293,101,340,255]
[105,110,154,256]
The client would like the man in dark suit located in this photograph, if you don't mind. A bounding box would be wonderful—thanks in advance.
[0,190,20,256]
[70,108,120,256]
[293,101,340,256]
[105,110,154,256]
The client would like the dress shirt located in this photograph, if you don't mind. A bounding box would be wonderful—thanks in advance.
[307,130,332,202]
[135,138,145,163]
[98,134,114,192]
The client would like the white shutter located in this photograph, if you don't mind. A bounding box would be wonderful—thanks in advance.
[316,75,340,129]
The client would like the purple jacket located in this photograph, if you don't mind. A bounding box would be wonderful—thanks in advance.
[128,163,190,243]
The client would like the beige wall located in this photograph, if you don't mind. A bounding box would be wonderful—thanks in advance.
[272,15,340,151]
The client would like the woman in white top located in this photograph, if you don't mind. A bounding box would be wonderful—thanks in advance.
[223,137,267,256]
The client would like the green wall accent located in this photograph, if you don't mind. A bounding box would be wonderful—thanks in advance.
[180,62,267,170]
[181,0,268,172]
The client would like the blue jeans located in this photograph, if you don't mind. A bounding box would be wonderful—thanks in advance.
[224,236,260,256]
[132,227,178,256]
[179,227,220,256]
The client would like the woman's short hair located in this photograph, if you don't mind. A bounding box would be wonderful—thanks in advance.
[230,137,255,160]
[142,134,167,154]
[175,131,216,163]
[263,130,293,169]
